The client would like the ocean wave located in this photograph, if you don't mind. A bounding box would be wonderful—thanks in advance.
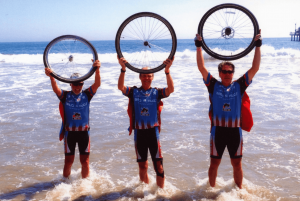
[1,45,300,64]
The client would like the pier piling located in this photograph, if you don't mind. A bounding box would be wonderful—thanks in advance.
[290,24,300,41]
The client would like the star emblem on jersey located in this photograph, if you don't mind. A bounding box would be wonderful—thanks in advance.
[141,107,150,116]
[222,103,231,112]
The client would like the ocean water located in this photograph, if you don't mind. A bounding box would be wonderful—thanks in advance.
[0,38,300,201]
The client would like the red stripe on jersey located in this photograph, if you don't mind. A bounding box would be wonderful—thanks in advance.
[228,118,232,127]
[65,125,90,131]
[135,122,139,129]
[147,122,151,129]
[234,118,238,127]
[216,116,219,126]
[221,118,225,127]
[141,120,145,129]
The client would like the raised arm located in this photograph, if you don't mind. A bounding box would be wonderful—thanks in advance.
[45,68,62,97]
[195,34,209,82]
[91,60,101,93]
[163,57,175,96]
[247,30,261,82]
[117,56,127,94]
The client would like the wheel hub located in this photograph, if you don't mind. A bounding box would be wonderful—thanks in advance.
[225,28,231,35]
[143,41,151,48]
[221,27,235,39]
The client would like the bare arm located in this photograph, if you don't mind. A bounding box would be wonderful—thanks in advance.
[195,34,209,82]
[117,56,127,94]
[247,30,262,82]
[91,60,101,93]
[164,57,174,96]
[45,68,62,97]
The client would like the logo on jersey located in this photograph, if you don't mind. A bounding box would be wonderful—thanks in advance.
[72,112,82,120]
[141,107,150,116]
[222,103,231,112]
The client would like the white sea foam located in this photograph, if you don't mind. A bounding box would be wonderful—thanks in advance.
[1,44,300,65]
[41,168,280,201]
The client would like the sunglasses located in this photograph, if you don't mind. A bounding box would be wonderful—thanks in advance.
[72,82,84,86]
[220,70,234,74]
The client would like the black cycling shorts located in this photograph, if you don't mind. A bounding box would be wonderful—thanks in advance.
[210,126,243,159]
[64,131,90,155]
[134,127,163,162]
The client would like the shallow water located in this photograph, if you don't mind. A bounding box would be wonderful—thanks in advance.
[0,42,300,200]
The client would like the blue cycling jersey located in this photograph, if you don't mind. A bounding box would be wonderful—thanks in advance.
[204,72,252,127]
[123,87,168,129]
[58,86,95,131]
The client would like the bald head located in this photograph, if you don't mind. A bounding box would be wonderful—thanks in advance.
[139,67,154,78]
[142,67,150,70]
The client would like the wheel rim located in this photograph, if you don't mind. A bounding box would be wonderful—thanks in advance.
[44,36,97,82]
[199,4,258,60]
[116,12,177,73]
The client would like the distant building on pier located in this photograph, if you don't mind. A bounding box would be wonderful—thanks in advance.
[290,24,300,41]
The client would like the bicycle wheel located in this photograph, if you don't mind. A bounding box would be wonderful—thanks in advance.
[115,12,177,74]
[43,35,98,83]
[198,4,259,61]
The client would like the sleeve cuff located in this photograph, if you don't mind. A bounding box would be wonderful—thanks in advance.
[203,72,211,85]
[122,87,129,95]
[58,89,64,99]
[163,88,167,97]
[89,86,96,96]
[245,72,252,86]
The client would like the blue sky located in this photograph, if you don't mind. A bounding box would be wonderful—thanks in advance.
[0,0,299,42]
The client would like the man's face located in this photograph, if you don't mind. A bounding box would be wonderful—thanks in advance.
[70,82,84,95]
[219,65,234,86]
[139,73,154,89]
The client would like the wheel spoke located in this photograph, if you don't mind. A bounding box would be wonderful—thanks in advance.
[128,23,144,41]
[210,13,224,29]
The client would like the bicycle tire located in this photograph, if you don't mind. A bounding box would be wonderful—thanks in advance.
[198,3,259,61]
[43,35,98,83]
[115,12,177,74]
